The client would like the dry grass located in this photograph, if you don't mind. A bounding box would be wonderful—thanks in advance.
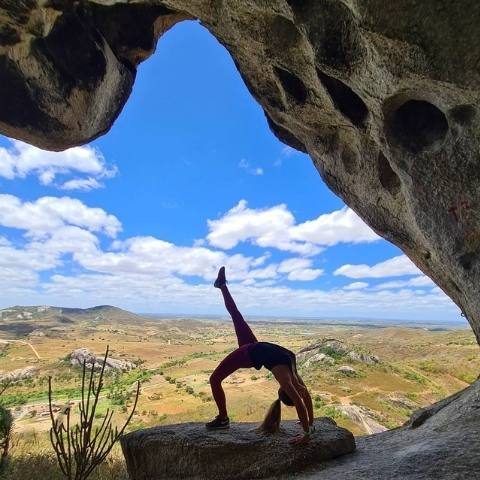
[1,316,479,478]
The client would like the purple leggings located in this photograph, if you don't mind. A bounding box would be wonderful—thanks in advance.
[210,285,258,417]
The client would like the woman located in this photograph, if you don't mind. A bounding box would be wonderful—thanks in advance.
[206,267,315,444]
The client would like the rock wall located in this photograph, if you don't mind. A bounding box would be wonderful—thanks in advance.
[1,1,480,341]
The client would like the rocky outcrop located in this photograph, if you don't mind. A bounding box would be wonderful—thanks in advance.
[0,366,37,383]
[303,352,335,368]
[347,351,380,365]
[295,379,480,480]
[337,365,357,376]
[69,348,135,371]
[337,404,387,435]
[298,338,379,366]
[120,417,355,480]
[1,2,480,343]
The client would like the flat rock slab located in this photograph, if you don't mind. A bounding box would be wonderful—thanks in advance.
[121,417,355,480]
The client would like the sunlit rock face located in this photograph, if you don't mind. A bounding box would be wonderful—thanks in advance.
[1,1,480,341]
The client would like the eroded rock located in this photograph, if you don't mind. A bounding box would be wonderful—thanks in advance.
[69,348,135,371]
[120,417,355,480]
[1,2,480,345]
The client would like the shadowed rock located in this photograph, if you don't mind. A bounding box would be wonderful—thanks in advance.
[1,3,480,344]
[294,379,480,480]
[120,417,355,479]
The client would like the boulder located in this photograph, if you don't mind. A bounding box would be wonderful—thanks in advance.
[303,353,335,368]
[337,366,357,377]
[347,351,380,365]
[385,393,418,411]
[69,348,135,371]
[0,366,37,383]
[121,418,355,480]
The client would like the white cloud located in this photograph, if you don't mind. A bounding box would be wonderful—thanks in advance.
[373,276,435,290]
[334,255,422,279]
[0,139,116,189]
[278,257,323,281]
[207,200,378,256]
[18,272,457,322]
[0,194,121,238]
[238,158,264,176]
[281,146,297,157]
[290,207,379,246]
[59,177,103,191]
[274,146,300,166]
[343,281,369,290]
[75,236,283,285]
[0,191,458,322]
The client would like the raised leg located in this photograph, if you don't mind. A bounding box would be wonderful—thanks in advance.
[220,285,258,347]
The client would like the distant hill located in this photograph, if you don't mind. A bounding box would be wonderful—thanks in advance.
[0,305,147,337]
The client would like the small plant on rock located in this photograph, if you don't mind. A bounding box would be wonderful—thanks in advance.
[48,346,140,480]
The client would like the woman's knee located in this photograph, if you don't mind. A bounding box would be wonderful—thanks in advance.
[209,372,222,387]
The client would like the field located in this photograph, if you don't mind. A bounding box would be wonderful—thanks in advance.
[0,305,478,479]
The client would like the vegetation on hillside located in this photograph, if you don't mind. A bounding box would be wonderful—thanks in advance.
[0,309,478,478]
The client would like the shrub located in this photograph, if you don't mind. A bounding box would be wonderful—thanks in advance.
[48,346,140,480]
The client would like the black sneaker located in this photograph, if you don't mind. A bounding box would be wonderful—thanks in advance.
[214,266,227,288]
[206,415,230,430]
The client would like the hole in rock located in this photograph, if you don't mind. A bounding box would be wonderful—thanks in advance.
[341,148,358,174]
[459,253,475,271]
[274,66,309,105]
[317,70,368,127]
[377,152,401,196]
[450,104,476,126]
[0,24,20,46]
[387,100,449,154]
[285,0,302,9]
[265,112,307,152]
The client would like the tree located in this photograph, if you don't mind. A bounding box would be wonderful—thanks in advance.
[48,346,140,480]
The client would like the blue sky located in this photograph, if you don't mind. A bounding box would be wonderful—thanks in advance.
[0,21,463,322]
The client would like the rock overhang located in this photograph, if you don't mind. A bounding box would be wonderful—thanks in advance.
[1,1,480,343]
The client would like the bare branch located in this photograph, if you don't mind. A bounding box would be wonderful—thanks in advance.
[48,346,140,480]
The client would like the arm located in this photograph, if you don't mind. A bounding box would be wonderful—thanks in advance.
[281,381,310,434]
[300,386,314,426]
[294,375,314,426]
[272,366,311,444]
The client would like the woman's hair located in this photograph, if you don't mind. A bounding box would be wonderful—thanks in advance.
[258,388,294,434]
[258,398,282,434]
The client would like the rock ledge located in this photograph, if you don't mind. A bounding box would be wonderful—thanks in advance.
[121,417,355,479]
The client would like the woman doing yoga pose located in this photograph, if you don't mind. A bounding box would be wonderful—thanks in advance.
[206,267,315,444]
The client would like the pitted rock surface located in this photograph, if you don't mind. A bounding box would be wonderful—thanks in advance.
[1,2,480,345]
[120,417,355,479]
